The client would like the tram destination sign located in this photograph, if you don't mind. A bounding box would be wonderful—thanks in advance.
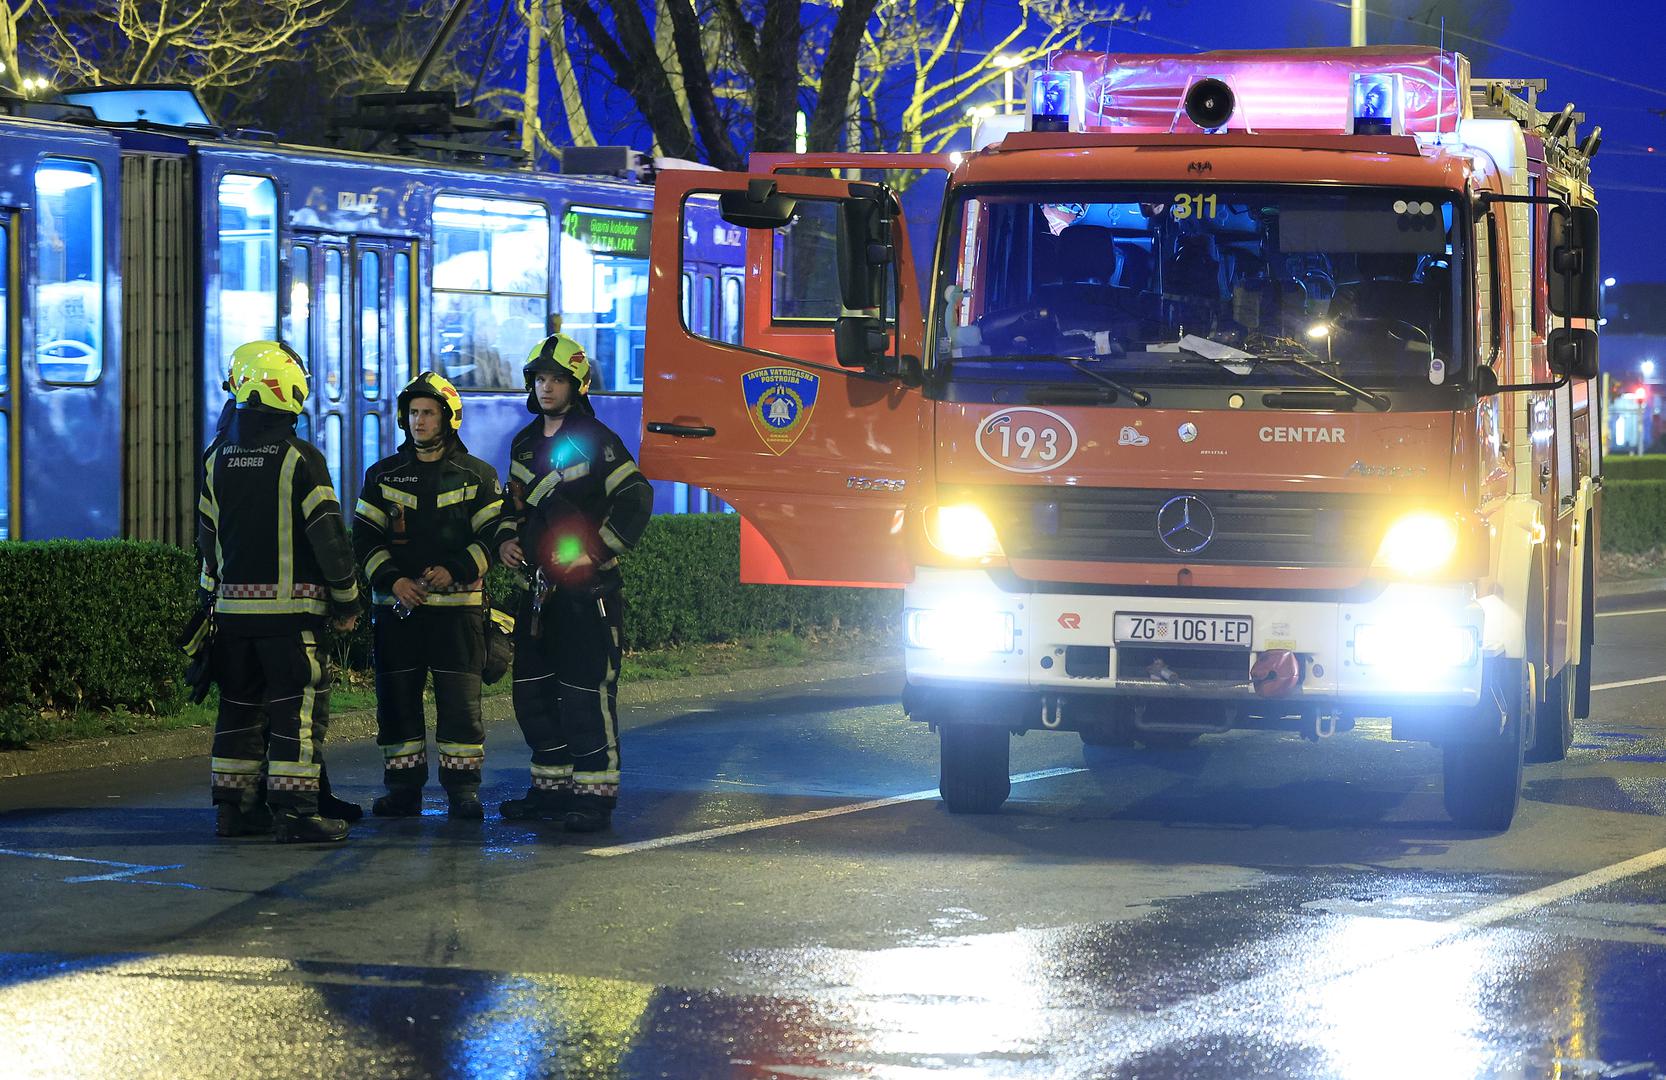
[563,208,650,258]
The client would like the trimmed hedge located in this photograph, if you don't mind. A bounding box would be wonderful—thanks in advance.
[0,515,898,733]
[1605,455,1666,482]
[1599,479,1666,553]
[0,541,198,717]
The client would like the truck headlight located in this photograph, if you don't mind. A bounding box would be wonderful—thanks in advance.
[924,504,1005,560]
[906,607,1016,655]
[1373,511,1460,578]
[1354,621,1478,668]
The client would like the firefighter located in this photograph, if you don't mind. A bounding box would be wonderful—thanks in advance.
[199,340,361,844]
[496,331,653,832]
[355,372,503,820]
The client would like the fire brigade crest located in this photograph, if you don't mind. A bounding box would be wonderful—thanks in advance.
[742,366,820,455]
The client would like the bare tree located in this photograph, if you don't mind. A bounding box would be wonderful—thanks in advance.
[0,0,31,92]
[858,0,1146,154]
[29,0,347,117]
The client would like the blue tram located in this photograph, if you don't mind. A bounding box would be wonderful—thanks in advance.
[0,90,743,544]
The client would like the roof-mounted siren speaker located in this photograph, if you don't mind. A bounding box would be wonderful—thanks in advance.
[1180,77,1235,132]
[1028,70,1085,133]
[1350,72,1404,136]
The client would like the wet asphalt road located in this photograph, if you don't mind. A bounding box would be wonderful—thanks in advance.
[2,606,1666,1078]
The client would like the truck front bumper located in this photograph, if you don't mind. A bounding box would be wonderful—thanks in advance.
[903,567,1486,713]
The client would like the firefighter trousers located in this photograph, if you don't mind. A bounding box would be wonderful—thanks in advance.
[210,630,332,815]
[511,588,624,809]
[373,605,486,793]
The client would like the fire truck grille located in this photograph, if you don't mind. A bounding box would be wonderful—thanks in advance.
[979,487,1386,567]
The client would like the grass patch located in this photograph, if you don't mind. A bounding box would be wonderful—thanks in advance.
[1600,546,1666,583]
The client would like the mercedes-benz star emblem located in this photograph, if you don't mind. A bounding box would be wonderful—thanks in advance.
[1178,422,1198,443]
[1156,494,1216,554]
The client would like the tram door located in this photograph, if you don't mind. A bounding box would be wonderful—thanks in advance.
[283,236,415,509]
[0,213,14,539]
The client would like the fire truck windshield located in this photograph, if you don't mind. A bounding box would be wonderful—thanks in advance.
[934,184,1466,399]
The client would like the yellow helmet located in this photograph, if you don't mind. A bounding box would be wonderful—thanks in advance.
[228,340,308,414]
[523,332,591,396]
[398,370,463,432]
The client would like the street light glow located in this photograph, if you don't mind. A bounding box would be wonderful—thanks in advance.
[993,54,1025,69]
[1644,359,1657,379]
[1604,276,1617,288]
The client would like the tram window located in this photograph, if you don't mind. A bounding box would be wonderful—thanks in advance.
[322,413,344,499]
[323,249,344,401]
[680,272,692,327]
[700,275,715,338]
[362,413,382,469]
[295,411,312,443]
[721,274,742,345]
[284,245,312,371]
[35,159,103,384]
[561,205,649,393]
[216,174,277,376]
[771,200,841,321]
[392,252,412,381]
[432,194,548,390]
[359,250,382,400]
[1,221,8,394]
[0,413,8,540]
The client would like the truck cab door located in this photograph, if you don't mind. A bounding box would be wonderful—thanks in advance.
[643,171,931,586]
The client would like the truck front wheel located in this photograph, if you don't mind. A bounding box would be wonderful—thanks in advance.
[1442,657,1527,830]
[938,724,1012,814]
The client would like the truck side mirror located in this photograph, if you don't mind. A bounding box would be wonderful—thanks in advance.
[1548,204,1600,319]
[719,179,798,229]
[835,314,888,370]
[837,190,893,312]
[1547,326,1599,381]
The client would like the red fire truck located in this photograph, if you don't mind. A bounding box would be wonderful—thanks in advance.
[642,47,1604,830]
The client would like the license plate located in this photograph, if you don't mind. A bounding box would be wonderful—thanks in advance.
[1114,613,1253,649]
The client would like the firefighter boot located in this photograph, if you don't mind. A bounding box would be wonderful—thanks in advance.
[215,800,273,838]
[499,788,570,822]
[273,810,349,844]
[319,792,364,823]
[372,787,424,817]
[562,796,612,834]
[448,789,485,820]
[318,767,364,823]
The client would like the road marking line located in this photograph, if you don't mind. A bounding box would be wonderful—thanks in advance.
[0,847,197,889]
[585,766,1087,857]
[1450,844,1666,929]
[1592,674,1666,692]
[1115,843,1666,1053]
[1596,606,1666,618]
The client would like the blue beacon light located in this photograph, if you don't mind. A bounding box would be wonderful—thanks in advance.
[1028,71,1085,134]
[1350,72,1405,136]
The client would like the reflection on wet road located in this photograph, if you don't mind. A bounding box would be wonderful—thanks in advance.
[3,606,1666,1078]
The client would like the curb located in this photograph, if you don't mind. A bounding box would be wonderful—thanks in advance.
[1595,576,1666,607]
[0,653,903,782]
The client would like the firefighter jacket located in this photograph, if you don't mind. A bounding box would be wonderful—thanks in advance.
[499,412,653,594]
[197,408,360,636]
[355,437,503,609]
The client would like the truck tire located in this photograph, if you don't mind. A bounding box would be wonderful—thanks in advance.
[939,724,1011,814]
[1442,657,1527,830]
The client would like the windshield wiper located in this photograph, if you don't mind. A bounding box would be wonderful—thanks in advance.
[1161,335,1390,412]
[981,354,1152,406]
